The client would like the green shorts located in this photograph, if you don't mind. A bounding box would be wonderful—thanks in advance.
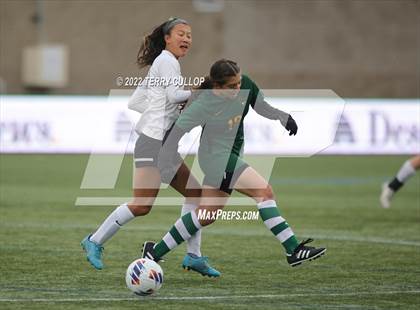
[200,154,249,194]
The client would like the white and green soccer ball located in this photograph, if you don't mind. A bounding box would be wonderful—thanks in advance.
[125,258,163,296]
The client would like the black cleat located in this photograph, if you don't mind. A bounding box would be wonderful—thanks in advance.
[286,238,326,267]
[141,241,163,262]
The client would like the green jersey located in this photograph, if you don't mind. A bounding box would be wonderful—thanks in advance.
[175,74,262,175]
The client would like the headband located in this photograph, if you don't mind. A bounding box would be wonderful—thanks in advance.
[163,18,189,34]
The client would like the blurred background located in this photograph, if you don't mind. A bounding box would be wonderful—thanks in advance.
[0,2,419,306]
[0,0,418,97]
[0,0,418,155]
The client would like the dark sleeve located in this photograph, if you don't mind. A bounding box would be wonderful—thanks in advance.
[253,99,290,124]
[242,75,260,109]
[175,98,207,131]
[162,124,187,149]
[244,75,290,123]
[160,99,208,166]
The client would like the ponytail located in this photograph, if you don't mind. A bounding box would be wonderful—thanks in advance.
[196,76,213,89]
[136,21,167,68]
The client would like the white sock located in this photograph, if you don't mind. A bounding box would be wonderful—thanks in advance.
[396,160,416,183]
[90,203,134,245]
[181,203,202,257]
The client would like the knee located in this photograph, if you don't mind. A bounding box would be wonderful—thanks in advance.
[199,218,215,227]
[189,188,202,197]
[196,207,218,227]
[184,188,202,206]
[128,204,152,216]
[260,185,275,202]
[411,156,420,169]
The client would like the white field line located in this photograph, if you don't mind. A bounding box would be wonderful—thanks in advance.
[206,228,420,247]
[1,222,420,247]
[0,290,419,302]
[75,197,255,206]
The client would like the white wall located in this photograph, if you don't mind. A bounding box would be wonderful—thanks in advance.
[0,95,418,155]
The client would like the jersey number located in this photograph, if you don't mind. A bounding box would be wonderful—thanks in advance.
[227,115,242,130]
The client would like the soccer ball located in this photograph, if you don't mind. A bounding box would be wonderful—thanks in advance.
[125,258,164,296]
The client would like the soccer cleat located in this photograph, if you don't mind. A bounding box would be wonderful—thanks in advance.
[182,253,221,277]
[81,234,104,270]
[141,241,162,262]
[287,238,326,267]
[380,182,394,208]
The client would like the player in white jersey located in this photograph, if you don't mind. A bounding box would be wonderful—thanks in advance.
[81,18,220,277]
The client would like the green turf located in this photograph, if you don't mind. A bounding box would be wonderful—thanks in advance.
[0,154,419,309]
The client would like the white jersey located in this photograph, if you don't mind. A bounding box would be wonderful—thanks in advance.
[128,50,191,140]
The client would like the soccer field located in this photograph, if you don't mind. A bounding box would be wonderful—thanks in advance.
[0,154,419,309]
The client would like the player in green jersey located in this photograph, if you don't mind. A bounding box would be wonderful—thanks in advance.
[143,59,326,270]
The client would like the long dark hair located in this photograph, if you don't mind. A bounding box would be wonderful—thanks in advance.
[136,18,189,68]
[198,59,241,89]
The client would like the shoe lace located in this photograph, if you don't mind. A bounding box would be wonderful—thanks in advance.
[198,256,211,268]
[300,238,314,246]
[94,245,104,257]
[297,238,315,250]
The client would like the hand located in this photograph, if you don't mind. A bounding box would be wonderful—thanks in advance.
[177,100,187,112]
[177,91,196,113]
[285,115,298,136]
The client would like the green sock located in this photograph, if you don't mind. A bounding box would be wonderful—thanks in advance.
[154,211,202,258]
[257,200,299,254]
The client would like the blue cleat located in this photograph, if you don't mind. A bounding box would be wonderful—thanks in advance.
[182,253,221,277]
[81,234,104,270]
